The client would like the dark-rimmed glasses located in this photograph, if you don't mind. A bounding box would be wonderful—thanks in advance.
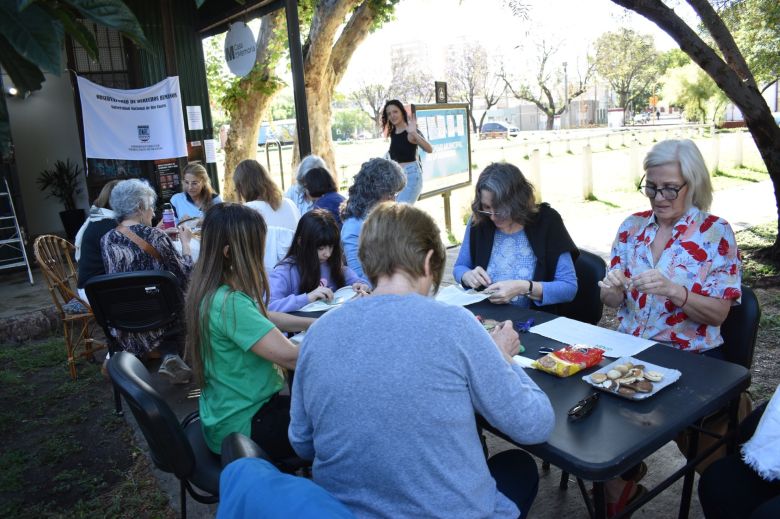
[568,392,600,421]
[638,176,687,200]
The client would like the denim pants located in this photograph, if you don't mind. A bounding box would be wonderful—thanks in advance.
[396,161,423,204]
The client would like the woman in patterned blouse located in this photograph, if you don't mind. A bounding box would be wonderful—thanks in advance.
[599,139,742,356]
[101,179,194,384]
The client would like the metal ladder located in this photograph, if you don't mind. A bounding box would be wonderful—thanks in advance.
[0,176,34,284]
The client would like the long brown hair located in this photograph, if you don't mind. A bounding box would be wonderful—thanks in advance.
[183,162,217,210]
[185,203,269,386]
[233,159,282,210]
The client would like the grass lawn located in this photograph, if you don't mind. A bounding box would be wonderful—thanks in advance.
[0,339,174,518]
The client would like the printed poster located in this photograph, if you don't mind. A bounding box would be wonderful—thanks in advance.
[78,76,187,160]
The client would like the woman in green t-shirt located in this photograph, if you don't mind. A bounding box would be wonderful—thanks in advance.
[184,203,311,458]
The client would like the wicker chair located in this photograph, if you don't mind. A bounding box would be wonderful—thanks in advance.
[33,235,104,379]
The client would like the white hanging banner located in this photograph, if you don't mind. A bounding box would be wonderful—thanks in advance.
[77,76,187,160]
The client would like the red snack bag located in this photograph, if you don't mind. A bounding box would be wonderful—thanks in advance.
[533,344,605,377]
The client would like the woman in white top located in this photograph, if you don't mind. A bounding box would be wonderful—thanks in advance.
[170,163,222,224]
[233,159,300,231]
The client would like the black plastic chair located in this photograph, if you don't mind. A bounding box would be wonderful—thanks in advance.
[721,284,761,370]
[85,270,184,414]
[558,248,607,325]
[108,351,222,518]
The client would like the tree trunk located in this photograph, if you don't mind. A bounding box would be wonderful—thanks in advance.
[222,12,285,201]
[469,111,478,133]
[291,0,376,185]
[545,112,555,130]
[478,111,488,132]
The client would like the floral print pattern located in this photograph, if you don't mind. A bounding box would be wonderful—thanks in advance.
[609,206,742,353]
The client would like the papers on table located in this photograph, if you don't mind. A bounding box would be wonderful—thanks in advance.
[299,286,357,313]
[529,317,655,358]
[512,355,536,369]
[434,285,491,307]
[289,331,306,345]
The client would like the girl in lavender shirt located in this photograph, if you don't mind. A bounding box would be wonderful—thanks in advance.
[269,209,369,312]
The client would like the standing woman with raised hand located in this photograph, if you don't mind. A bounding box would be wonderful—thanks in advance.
[382,99,433,204]
[170,163,222,224]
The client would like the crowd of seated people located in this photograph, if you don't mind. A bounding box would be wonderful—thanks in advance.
[71,138,775,518]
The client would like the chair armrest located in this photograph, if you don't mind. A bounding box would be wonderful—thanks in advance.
[221,432,270,467]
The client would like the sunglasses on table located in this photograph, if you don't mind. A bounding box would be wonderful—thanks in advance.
[568,392,600,421]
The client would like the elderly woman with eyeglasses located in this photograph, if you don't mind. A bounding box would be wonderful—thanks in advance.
[600,139,742,357]
[453,162,578,309]
[597,139,743,517]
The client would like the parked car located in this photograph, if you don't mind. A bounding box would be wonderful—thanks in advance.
[479,121,520,140]
[257,120,296,146]
[633,112,650,125]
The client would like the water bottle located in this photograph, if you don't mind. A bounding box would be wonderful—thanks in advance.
[161,203,178,240]
[161,203,175,229]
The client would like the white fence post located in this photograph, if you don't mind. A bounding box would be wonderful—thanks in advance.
[582,144,593,200]
[711,131,720,173]
[630,143,640,187]
[530,149,542,203]
[734,131,743,169]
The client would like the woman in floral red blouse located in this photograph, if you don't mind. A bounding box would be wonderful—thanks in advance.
[596,139,743,514]
[599,139,741,356]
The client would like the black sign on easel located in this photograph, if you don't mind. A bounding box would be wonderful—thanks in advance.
[435,81,448,104]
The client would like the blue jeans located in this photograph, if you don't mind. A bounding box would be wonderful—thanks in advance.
[396,162,423,204]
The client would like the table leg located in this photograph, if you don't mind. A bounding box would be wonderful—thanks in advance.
[678,426,700,519]
[593,481,607,519]
[726,396,740,455]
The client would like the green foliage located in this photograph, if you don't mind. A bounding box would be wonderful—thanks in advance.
[662,63,727,123]
[593,28,660,110]
[36,159,83,211]
[0,0,149,94]
[718,0,780,89]
[332,108,373,140]
[270,93,296,120]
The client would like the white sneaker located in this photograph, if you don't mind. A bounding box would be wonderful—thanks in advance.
[158,354,192,384]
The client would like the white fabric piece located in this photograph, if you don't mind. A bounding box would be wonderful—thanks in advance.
[264,226,295,272]
[78,76,187,160]
[245,199,300,231]
[742,385,780,481]
[74,206,116,261]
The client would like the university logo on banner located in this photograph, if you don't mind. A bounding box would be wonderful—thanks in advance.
[77,76,187,161]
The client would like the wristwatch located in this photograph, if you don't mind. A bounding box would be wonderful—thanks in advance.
[525,280,534,298]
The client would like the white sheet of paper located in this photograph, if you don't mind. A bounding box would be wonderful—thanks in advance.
[289,331,306,345]
[434,285,491,307]
[204,139,217,163]
[186,105,203,130]
[529,316,655,358]
[299,286,357,312]
[513,355,536,369]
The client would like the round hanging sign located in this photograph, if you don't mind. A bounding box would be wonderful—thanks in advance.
[224,22,257,77]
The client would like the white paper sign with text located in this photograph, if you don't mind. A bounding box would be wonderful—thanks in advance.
[78,76,187,160]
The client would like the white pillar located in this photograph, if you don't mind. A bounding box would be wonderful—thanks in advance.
[711,132,720,174]
[630,143,640,187]
[734,132,743,169]
[530,149,542,202]
[582,144,593,200]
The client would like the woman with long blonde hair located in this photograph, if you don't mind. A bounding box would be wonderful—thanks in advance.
[233,159,300,231]
[170,162,222,223]
[185,203,310,458]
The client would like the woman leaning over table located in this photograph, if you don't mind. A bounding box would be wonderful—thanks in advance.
[185,204,311,459]
[290,202,554,519]
[453,162,578,310]
[340,158,406,280]
[233,159,300,231]
[170,162,222,224]
[596,139,743,516]
[382,99,433,204]
[599,139,742,356]
[100,179,193,384]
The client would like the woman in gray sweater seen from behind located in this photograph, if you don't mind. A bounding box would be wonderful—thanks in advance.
[290,202,554,519]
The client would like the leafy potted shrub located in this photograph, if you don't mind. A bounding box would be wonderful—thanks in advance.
[36,159,86,241]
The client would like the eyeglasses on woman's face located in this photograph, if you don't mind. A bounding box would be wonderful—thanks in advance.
[476,208,510,219]
[638,176,687,201]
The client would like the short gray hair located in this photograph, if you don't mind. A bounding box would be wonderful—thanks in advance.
[643,139,713,211]
[342,158,406,220]
[296,155,327,183]
[110,179,157,221]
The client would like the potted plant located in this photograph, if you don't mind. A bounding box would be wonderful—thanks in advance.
[36,159,86,241]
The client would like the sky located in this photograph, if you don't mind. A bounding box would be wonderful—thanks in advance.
[338,0,687,92]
